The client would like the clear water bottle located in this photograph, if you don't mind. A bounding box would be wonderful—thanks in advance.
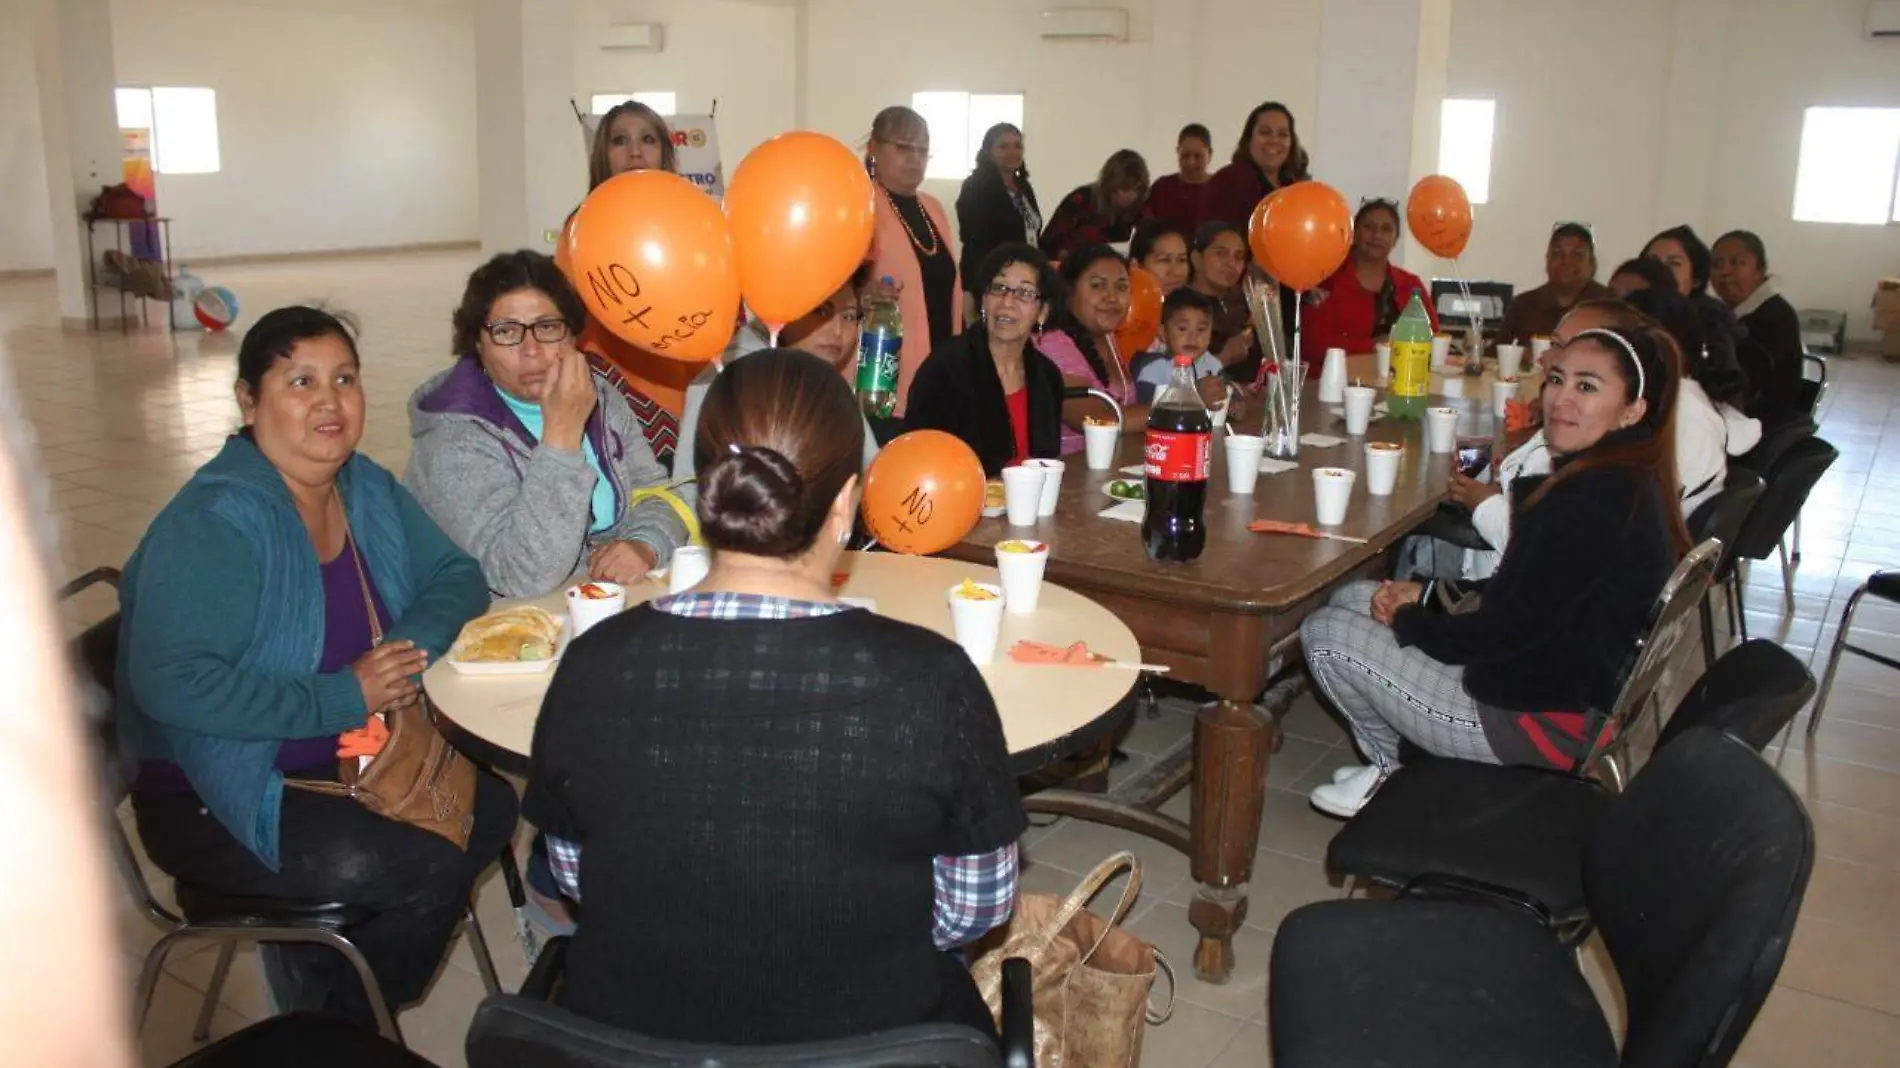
[855,276,902,419]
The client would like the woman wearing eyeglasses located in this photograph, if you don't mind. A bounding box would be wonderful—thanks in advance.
[865,106,962,418]
[406,251,689,599]
[1300,199,1437,365]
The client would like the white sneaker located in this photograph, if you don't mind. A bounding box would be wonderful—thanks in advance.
[1311,765,1386,819]
[1330,764,1372,784]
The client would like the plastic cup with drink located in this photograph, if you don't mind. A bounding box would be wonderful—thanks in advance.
[565,581,626,637]
[1083,417,1119,471]
[994,539,1049,614]
[946,579,1006,663]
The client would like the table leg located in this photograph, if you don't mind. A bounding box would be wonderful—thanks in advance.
[1186,697,1273,983]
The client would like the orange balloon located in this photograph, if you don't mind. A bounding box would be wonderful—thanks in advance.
[565,170,740,361]
[726,132,876,327]
[860,431,986,556]
[1115,265,1163,360]
[1248,181,1353,292]
[554,214,575,278]
[1406,174,1473,259]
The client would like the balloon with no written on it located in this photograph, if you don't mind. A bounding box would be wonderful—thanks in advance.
[860,431,986,556]
[564,169,741,361]
[725,131,877,329]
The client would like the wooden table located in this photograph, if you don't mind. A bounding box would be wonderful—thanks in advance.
[425,551,1147,778]
[945,360,1485,982]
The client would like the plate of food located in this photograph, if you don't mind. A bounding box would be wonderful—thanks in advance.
[1102,479,1146,503]
[447,605,565,676]
[982,478,1006,518]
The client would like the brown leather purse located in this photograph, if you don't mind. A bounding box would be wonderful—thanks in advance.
[288,525,477,850]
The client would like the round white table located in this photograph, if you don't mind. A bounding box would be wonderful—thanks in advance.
[425,551,1145,775]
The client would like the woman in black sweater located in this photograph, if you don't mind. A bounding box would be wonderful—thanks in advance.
[1712,230,1806,428]
[1300,324,1689,818]
[956,123,1042,296]
[906,244,1067,475]
[523,349,1027,1043]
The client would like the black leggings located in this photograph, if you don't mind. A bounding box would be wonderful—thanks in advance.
[133,770,518,1025]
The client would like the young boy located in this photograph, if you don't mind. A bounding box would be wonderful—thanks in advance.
[1133,287,1230,406]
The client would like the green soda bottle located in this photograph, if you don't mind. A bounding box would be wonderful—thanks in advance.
[1388,291,1433,421]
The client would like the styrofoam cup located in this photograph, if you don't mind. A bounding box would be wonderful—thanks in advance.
[1491,378,1518,419]
[1365,442,1402,496]
[1343,385,1376,436]
[1083,422,1119,470]
[946,582,1006,663]
[1312,467,1356,526]
[1496,343,1525,380]
[1224,434,1266,495]
[668,546,711,594]
[1318,347,1348,403]
[1024,458,1065,517]
[1531,336,1553,364]
[565,581,626,637]
[1439,375,1465,399]
[1430,334,1452,371]
[1001,466,1046,526]
[1374,342,1393,383]
[1426,407,1459,453]
[994,540,1049,614]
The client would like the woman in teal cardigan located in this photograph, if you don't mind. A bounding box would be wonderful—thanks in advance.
[119,306,516,1026]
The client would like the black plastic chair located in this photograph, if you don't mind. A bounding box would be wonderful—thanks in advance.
[1810,570,1900,738]
[466,938,1034,1068]
[163,1013,436,1068]
[1324,636,1810,932]
[1273,728,1813,1068]
[1735,416,1814,478]
[63,568,506,1047]
[1727,436,1838,629]
[1797,351,1827,421]
[1687,468,1765,663]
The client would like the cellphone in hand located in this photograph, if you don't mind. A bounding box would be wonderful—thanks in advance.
[1455,441,1493,478]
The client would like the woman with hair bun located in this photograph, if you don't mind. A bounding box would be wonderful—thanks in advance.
[523,349,1027,1046]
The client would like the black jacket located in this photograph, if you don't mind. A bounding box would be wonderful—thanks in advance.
[1736,293,1806,427]
[904,327,1065,476]
[1393,457,1676,718]
[955,167,1040,294]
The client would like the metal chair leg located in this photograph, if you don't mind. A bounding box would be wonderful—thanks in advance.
[133,931,188,1032]
[1812,585,1868,737]
[191,940,237,1041]
[464,906,503,997]
[1731,573,1751,643]
[1778,540,1796,613]
[1792,513,1803,566]
[497,840,541,967]
[1700,596,1717,667]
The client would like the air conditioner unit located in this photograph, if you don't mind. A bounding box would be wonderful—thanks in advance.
[1868,1,1900,37]
[600,22,664,52]
[1039,7,1129,43]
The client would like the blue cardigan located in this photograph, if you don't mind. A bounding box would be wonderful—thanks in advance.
[119,436,489,868]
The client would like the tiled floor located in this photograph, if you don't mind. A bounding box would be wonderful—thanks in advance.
[7,250,1898,1066]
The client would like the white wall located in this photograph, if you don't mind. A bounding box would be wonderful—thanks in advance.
[799,0,1324,241]
[570,0,799,169]
[109,0,479,261]
[0,3,55,273]
[1445,0,1900,337]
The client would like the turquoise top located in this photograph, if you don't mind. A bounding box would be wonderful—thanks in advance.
[118,436,489,868]
[497,387,614,534]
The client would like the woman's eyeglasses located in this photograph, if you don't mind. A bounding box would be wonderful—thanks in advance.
[484,318,572,346]
[985,282,1042,304]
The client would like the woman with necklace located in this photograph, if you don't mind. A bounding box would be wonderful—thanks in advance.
[864,106,962,418]
[956,123,1042,298]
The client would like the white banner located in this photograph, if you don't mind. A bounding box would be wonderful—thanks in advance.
[580,112,725,198]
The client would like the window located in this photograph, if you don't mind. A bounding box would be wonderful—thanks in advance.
[1791,107,1900,225]
[115,86,220,174]
[1437,99,1495,205]
[909,92,1025,180]
[590,92,677,116]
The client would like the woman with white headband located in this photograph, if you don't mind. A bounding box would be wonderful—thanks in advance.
[1299,322,1690,818]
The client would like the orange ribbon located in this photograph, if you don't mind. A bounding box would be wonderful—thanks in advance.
[1007,640,1111,667]
[337,715,390,761]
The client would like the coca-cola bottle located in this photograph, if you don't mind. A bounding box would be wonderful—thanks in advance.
[1143,353,1211,562]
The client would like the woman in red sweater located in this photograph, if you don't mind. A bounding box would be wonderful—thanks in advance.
[1300,198,1437,365]
[1203,102,1310,228]
[1142,123,1215,234]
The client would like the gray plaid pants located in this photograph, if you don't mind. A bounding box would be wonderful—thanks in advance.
[1300,581,1499,772]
